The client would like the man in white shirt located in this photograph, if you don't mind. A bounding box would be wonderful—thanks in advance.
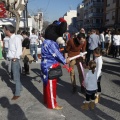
[100,31,105,49]
[4,25,22,100]
[29,29,38,62]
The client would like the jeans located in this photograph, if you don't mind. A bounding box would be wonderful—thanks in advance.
[86,49,95,66]
[30,44,38,61]
[11,59,22,96]
[101,42,105,49]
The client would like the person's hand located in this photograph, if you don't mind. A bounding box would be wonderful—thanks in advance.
[66,57,70,64]
[82,55,85,60]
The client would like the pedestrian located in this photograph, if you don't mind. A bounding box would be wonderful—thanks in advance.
[105,30,112,56]
[93,47,103,103]
[65,33,86,93]
[3,35,9,60]
[81,60,97,110]
[21,31,33,75]
[29,29,38,62]
[86,29,100,66]
[41,18,70,110]
[100,30,105,50]
[112,31,120,58]
[4,25,22,100]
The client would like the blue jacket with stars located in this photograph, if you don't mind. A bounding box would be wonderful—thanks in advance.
[41,39,66,84]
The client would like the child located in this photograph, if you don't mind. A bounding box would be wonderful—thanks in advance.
[93,47,103,103]
[81,60,97,110]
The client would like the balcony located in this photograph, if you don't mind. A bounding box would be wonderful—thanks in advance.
[89,2,104,8]
[89,13,103,18]
[92,23,102,28]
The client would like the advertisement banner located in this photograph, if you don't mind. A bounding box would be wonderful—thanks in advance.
[0,3,6,18]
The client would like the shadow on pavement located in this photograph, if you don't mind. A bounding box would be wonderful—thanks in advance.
[102,63,120,77]
[100,96,120,113]
[0,62,15,93]
[1,61,44,107]
[0,97,28,120]
[112,79,120,86]
[102,93,120,102]
[57,79,116,120]
[21,72,43,105]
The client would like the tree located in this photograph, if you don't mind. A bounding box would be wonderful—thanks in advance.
[0,0,27,33]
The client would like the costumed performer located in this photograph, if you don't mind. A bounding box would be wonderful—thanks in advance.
[41,18,70,110]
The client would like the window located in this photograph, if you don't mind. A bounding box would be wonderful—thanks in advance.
[112,11,115,20]
[96,8,101,13]
[96,19,100,23]
[106,0,110,7]
[97,0,100,1]
[113,0,115,3]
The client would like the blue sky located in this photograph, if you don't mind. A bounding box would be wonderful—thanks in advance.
[28,0,82,22]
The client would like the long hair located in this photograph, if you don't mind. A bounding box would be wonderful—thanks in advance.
[88,60,96,74]
[94,47,102,55]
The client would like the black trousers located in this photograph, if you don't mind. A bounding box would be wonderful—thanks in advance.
[86,49,95,66]
[86,90,96,101]
[97,82,101,93]
[97,76,102,93]
[24,62,29,73]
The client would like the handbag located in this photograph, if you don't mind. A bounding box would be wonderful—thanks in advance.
[23,49,34,62]
[48,65,63,79]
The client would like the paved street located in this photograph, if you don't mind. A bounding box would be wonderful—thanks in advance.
[0,56,120,120]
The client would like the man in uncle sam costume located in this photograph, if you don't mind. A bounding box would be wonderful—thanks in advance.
[41,18,70,110]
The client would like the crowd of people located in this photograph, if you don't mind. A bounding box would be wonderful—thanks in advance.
[0,19,120,111]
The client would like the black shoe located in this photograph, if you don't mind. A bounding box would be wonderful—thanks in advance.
[72,86,77,94]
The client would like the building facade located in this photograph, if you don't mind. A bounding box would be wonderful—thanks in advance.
[63,10,77,33]
[104,0,120,30]
[76,4,84,30]
[83,0,104,31]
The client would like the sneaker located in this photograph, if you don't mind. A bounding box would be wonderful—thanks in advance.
[53,106,63,110]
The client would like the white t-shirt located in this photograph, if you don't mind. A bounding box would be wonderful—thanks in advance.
[16,34,24,42]
[105,34,111,43]
[3,36,10,48]
[100,33,105,42]
[95,56,103,79]
[29,34,38,44]
[113,35,120,46]
[84,70,98,91]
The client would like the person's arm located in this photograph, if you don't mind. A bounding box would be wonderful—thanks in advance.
[96,58,102,79]
[48,42,69,64]
[82,40,86,52]
[88,36,92,43]
[84,72,89,88]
